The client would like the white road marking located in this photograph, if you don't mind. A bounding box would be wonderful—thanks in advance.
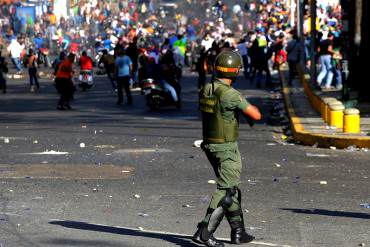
[18,150,69,155]
[306,153,330,157]
[0,136,26,140]
[114,148,172,154]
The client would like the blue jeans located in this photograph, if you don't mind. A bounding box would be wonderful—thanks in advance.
[317,54,333,88]
[12,57,22,72]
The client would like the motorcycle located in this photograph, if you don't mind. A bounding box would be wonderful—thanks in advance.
[78,70,94,91]
[140,78,181,111]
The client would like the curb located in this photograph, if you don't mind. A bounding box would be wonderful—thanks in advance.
[280,66,370,149]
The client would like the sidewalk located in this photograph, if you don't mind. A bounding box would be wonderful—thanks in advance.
[280,65,370,149]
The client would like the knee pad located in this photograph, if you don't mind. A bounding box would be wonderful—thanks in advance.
[218,187,237,209]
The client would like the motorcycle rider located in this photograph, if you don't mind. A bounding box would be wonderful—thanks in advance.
[79,51,93,72]
[78,51,93,89]
[193,50,261,247]
[160,49,181,107]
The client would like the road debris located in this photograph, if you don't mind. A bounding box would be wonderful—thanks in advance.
[346,145,358,152]
[4,138,9,144]
[208,180,216,184]
[33,140,38,144]
[320,181,328,185]
[138,213,149,217]
[274,163,281,168]
[193,140,203,148]
[80,143,86,148]
[134,194,141,199]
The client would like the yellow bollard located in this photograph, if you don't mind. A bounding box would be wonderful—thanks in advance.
[322,98,338,123]
[344,108,360,133]
[329,102,345,129]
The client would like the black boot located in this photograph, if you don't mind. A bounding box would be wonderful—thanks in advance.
[192,223,225,247]
[230,222,255,244]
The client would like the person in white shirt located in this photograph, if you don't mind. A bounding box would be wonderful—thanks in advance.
[201,33,214,52]
[7,38,24,73]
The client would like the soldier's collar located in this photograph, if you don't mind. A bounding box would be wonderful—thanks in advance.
[214,78,231,86]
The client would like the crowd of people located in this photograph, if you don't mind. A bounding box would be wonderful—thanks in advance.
[0,0,344,106]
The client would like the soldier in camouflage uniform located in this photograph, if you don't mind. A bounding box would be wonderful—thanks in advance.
[193,51,262,247]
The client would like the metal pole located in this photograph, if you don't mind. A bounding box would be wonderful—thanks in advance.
[298,0,305,64]
[310,0,316,86]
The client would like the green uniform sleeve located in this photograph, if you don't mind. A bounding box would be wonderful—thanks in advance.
[220,88,250,111]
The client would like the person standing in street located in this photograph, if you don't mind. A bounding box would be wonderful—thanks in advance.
[25,49,39,92]
[193,51,261,247]
[236,38,249,79]
[115,48,133,106]
[7,38,24,74]
[55,53,75,110]
[317,32,334,90]
[99,49,116,91]
[286,33,302,86]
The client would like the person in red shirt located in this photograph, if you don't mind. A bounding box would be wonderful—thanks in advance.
[79,51,93,71]
[55,53,75,110]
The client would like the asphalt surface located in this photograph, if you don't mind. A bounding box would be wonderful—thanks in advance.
[0,70,369,247]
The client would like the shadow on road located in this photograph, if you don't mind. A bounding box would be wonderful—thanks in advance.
[49,220,207,247]
[280,208,370,219]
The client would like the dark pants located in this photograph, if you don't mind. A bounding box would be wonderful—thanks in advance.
[106,66,116,89]
[242,55,250,79]
[117,76,132,105]
[28,68,39,88]
[288,60,298,86]
[256,61,271,88]
[0,72,6,93]
[55,78,74,107]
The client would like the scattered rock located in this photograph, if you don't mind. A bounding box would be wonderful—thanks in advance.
[274,163,281,168]
[193,140,203,148]
[138,213,149,217]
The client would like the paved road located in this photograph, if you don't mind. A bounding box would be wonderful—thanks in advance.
[0,71,369,247]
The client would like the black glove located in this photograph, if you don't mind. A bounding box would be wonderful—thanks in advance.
[243,114,255,127]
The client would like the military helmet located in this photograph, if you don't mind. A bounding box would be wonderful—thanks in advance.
[214,50,242,78]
